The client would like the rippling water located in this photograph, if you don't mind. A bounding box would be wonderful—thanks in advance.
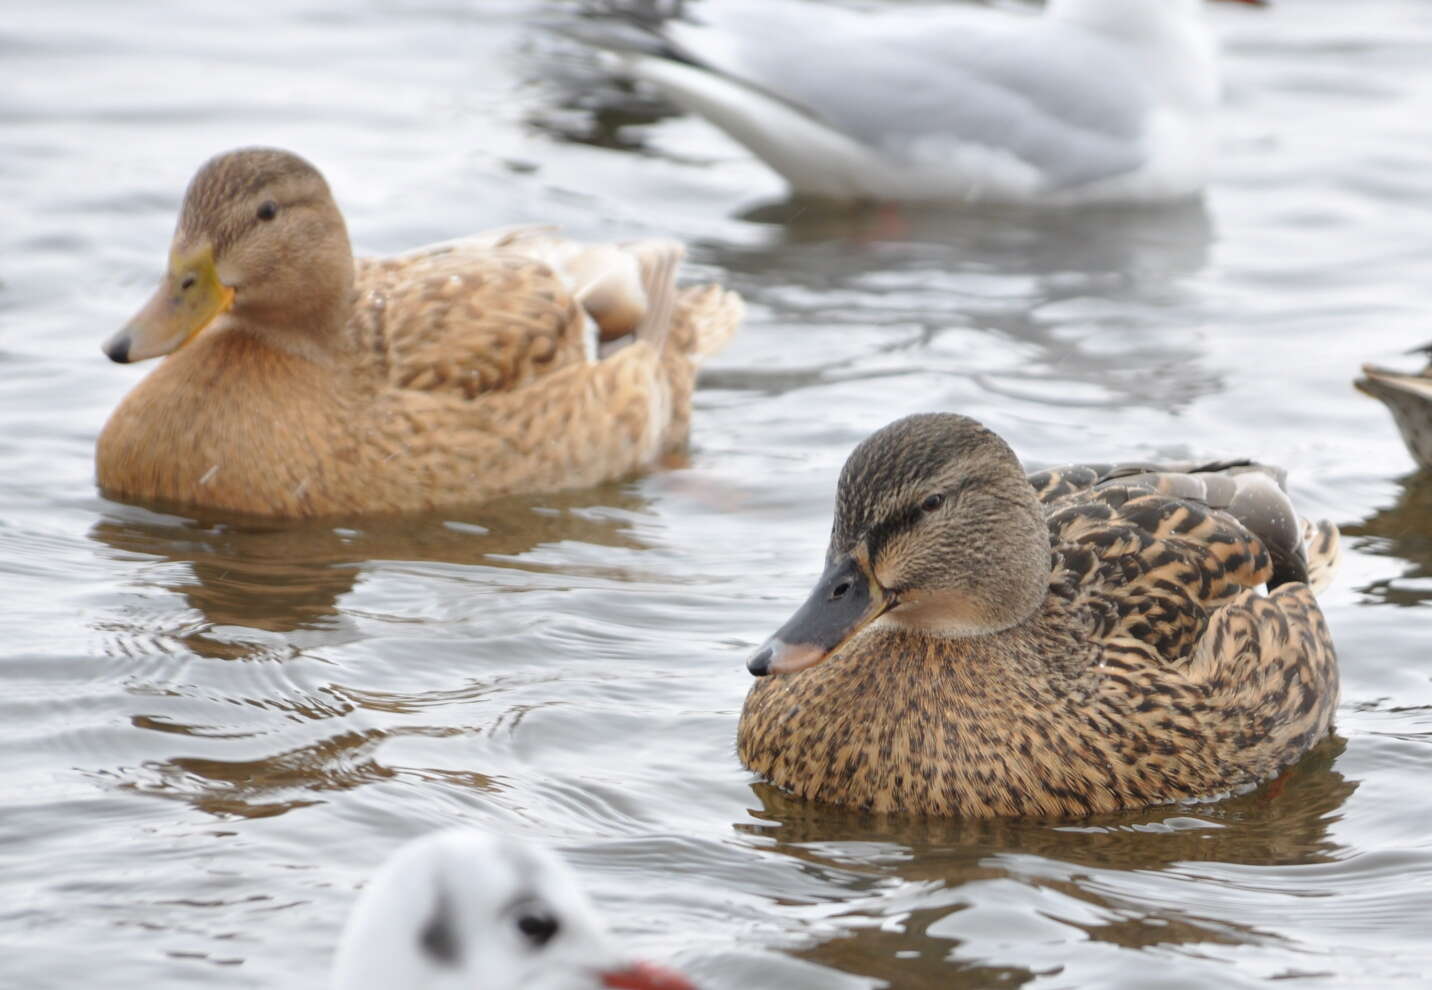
[3,1,1431,987]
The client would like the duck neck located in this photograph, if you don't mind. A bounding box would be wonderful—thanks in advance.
[218,257,356,367]
[232,317,343,367]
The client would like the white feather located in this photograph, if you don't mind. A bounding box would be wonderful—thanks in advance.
[585,0,1240,204]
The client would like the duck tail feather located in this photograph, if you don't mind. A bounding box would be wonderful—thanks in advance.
[1301,518,1342,595]
[626,238,685,351]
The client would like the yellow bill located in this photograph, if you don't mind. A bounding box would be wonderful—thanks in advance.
[103,243,234,363]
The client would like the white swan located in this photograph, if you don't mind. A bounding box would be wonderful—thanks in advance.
[332,830,694,990]
[567,0,1267,204]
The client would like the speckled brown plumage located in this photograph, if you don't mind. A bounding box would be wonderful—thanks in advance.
[97,148,740,517]
[1357,344,1432,470]
[738,414,1340,819]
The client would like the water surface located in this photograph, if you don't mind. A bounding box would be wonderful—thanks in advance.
[2,1,1430,987]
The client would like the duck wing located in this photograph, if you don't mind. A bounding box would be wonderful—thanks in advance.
[349,232,686,400]
[1031,460,1340,655]
[1181,581,1339,772]
[1030,460,1319,585]
[1030,461,1340,780]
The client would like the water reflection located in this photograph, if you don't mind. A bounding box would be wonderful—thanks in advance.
[696,198,1221,415]
[82,487,655,820]
[99,725,503,821]
[732,197,1214,281]
[744,737,1352,867]
[1344,472,1432,607]
[740,737,1353,987]
[800,932,1034,990]
[87,483,654,641]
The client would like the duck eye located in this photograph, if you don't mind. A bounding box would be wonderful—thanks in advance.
[920,492,945,513]
[516,912,559,948]
[256,200,279,221]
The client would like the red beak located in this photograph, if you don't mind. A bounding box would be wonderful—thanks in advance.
[601,961,697,990]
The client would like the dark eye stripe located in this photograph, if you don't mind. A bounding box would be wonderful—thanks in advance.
[864,503,924,564]
[863,480,971,562]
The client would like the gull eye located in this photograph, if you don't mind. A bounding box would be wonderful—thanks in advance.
[256,200,279,221]
[920,492,945,513]
[516,911,559,948]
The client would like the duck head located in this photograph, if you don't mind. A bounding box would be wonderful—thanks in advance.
[747,413,1051,677]
[104,147,354,364]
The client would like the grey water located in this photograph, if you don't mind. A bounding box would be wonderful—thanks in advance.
[1,1,1430,987]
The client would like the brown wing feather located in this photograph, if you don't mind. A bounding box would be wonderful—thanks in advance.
[1046,486,1273,666]
[1185,585,1339,775]
[1034,461,1309,584]
[1045,473,1339,784]
[350,249,587,401]
[363,339,676,508]
[1029,459,1259,505]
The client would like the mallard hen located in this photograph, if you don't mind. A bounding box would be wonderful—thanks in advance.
[1357,344,1432,470]
[97,147,741,517]
[738,413,1341,818]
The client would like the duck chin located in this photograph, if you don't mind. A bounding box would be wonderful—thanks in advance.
[877,590,1018,639]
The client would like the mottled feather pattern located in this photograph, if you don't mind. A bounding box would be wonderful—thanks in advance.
[666,283,742,358]
[1302,519,1341,594]
[1184,586,1338,766]
[1035,460,1307,585]
[739,459,1339,819]
[352,251,586,400]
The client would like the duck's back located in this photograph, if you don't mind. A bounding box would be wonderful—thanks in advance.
[341,234,740,510]
[350,246,590,398]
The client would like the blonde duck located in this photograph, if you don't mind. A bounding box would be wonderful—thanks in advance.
[97,148,741,517]
[739,413,1341,819]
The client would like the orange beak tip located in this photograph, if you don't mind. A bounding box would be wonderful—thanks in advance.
[601,961,697,990]
[748,639,828,677]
